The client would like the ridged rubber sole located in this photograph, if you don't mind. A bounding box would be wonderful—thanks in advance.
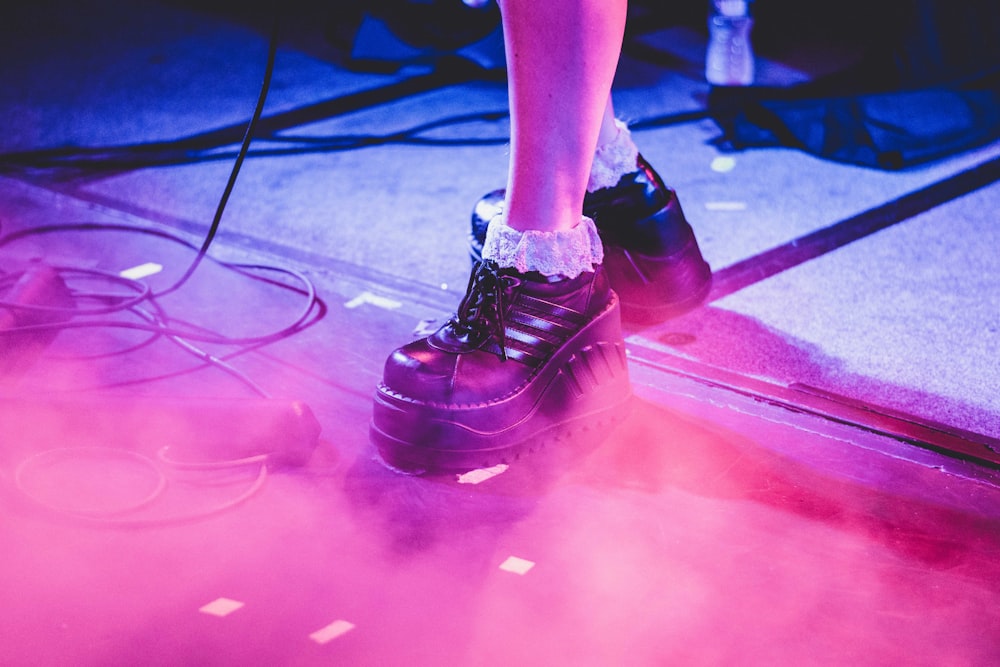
[371,295,632,474]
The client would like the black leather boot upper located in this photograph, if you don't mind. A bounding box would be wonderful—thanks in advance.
[380,260,613,407]
[584,154,691,256]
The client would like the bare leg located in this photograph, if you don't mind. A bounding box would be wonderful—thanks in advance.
[499,0,628,234]
[597,94,621,149]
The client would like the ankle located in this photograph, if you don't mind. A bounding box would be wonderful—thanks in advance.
[588,119,640,192]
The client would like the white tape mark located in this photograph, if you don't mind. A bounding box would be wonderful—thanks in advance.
[457,464,509,485]
[310,620,356,644]
[199,598,244,617]
[413,318,441,337]
[499,556,535,575]
[704,201,748,212]
[344,292,402,311]
[710,156,737,173]
[120,262,163,280]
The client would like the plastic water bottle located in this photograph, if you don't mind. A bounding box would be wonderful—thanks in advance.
[706,0,755,86]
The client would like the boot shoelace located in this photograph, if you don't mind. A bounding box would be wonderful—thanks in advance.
[452,260,519,361]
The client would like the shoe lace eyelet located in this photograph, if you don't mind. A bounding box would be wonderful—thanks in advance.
[452,260,517,361]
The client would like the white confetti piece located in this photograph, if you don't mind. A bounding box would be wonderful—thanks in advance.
[199,598,244,617]
[344,292,402,310]
[710,156,737,173]
[499,556,535,575]
[704,201,748,212]
[457,464,509,485]
[310,620,356,644]
[120,262,163,280]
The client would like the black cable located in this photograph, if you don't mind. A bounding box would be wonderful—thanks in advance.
[155,15,281,298]
[0,277,320,347]
[14,445,269,528]
[0,9,311,528]
[0,9,294,336]
[0,102,713,171]
[132,305,273,399]
[0,221,323,347]
[0,16,322,399]
[0,115,512,172]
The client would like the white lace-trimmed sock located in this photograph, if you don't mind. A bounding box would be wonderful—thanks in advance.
[588,118,640,192]
[482,213,604,279]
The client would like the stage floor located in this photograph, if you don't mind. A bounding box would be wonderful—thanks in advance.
[2,2,1000,665]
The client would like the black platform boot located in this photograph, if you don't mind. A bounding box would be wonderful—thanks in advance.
[371,260,631,473]
[469,155,712,323]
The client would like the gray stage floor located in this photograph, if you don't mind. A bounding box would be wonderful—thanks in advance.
[2,2,1000,665]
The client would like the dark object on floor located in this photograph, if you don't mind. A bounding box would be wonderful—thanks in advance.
[325,0,501,73]
[709,0,1000,169]
[708,68,1000,170]
[0,263,74,377]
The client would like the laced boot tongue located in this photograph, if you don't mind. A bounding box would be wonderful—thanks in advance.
[429,260,521,358]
